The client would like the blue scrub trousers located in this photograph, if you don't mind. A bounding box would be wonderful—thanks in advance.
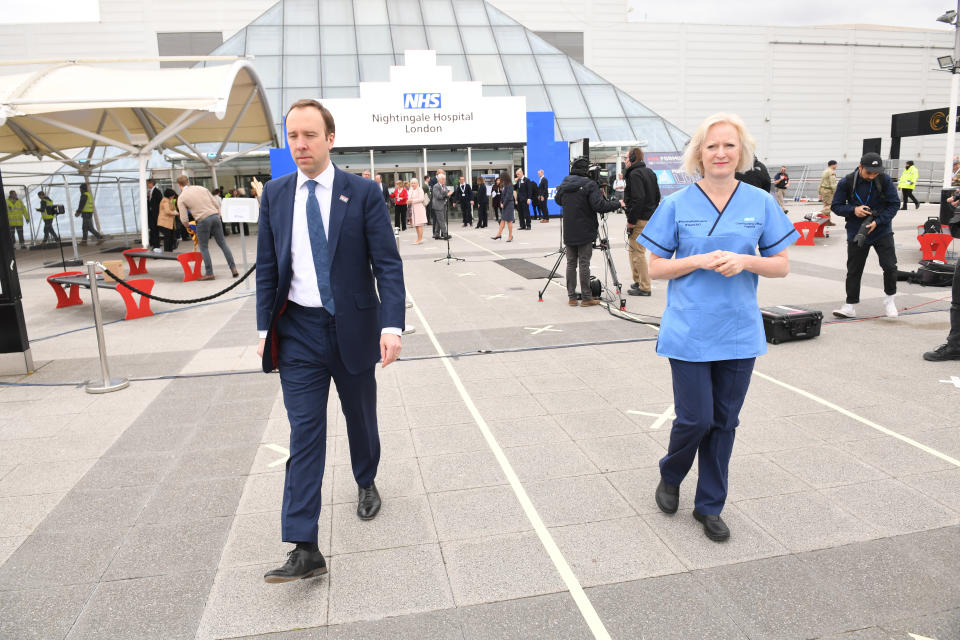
[276,302,380,544]
[660,357,755,515]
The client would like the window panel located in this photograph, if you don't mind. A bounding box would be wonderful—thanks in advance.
[510,85,550,111]
[453,0,488,24]
[216,33,245,56]
[467,55,506,84]
[284,56,321,87]
[571,61,604,84]
[629,119,674,149]
[546,85,589,118]
[354,0,389,24]
[252,55,282,87]
[558,118,597,141]
[528,32,560,54]
[461,27,497,54]
[320,25,357,54]
[492,26,530,54]
[265,89,281,128]
[319,0,354,23]
[436,54,470,81]
[257,3,283,25]
[322,86,361,98]
[356,26,393,53]
[284,26,320,55]
[536,55,575,84]
[359,55,394,81]
[617,89,655,117]
[425,26,462,54]
[283,88,320,115]
[322,55,359,86]
[284,0,319,24]
[421,0,455,25]
[501,55,540,84]
[482,85,511,97]
[391,25,427,51]
[535,31,583,63]
[581,86,624,118]
[386,0,422,25]
[665,122,689,148]
[485,4,515,26]
[593,118,634,141]
[247,26,282,55]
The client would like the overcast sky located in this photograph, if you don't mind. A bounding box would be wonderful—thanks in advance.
[627,0,960,29]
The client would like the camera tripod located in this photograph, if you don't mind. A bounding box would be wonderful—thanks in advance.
[538,212,626,310]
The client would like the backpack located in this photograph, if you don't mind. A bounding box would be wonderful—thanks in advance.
[922,217,941,235]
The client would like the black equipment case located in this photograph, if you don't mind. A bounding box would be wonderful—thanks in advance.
[760,305,823,345]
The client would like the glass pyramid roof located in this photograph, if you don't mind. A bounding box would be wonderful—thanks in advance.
[206,0,687,150]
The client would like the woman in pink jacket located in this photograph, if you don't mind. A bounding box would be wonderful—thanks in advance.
[408,177,427,244]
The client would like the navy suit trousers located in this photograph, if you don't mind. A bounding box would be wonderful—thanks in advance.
[660,357,754,515]
[277,302,380,544]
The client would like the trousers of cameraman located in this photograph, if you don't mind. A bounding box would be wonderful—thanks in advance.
[949,260,960,349]
[844,234,898,304]
[566,242,593,301]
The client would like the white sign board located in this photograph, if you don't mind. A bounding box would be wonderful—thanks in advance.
[320,50,526,148]
[220,198,259,223]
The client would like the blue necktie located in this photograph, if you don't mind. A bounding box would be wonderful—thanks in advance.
[305,180,335,315]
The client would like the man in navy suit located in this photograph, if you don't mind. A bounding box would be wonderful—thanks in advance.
[536,169,550,222]
[452,175,473,227]
[515,168,534,230]
[256,99,405,583]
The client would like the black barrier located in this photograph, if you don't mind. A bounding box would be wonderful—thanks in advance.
[98,263,257,305]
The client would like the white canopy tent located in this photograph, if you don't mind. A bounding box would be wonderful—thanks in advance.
[0,59,278,248]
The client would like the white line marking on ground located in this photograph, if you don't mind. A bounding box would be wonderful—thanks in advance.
[457,272,476,277]
[454,233,506,259]
[908,633,937,640]
[649,404,676,430]
[265,443,289,468]
[524,325,562,335]
[484,294,505,300]
[753,371,960,468]
[938,375,960,389]
[406,291,612,640]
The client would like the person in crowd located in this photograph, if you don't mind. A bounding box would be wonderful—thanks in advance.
[256,99,404,583]
[431,171,451,240]
[408,177,427,244]
[515,168,534,229]
[818,160,838,225]
[375,174,392,222]
[176,174,238,280]
[556,157,622,307]
[6,190,28,249]
[830,152,901,319]
[613,172,626,201]
[772,166,789,212]
[735,156,772,193]
[361,169,371,180]
[624,147,661,297]
[898,160,920,210]
[491,176,502,223]
[952,158,960,187]
[157,188,179,252]
[147,178,163,248]
[474,176,489,229]
[537,169,550,222]
[923,192,960,361]
[492,172,515,242]
[638,113,797,542]
[36,191,59,246]
[393,180,408,231]
[452,175,473,227]
[75,183,104,246]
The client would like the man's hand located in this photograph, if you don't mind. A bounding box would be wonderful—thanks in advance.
[527,199,532,205]
[380,333,402,368]
[257,338,266,358]
[620,200,626,208]
[854,205,872,218]
[866,221,877,234]
[707,251,746,277]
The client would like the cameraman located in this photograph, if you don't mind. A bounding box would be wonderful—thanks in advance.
[555,157,622,307]
[623,147,661,297]
[923,196,960,361]
[831,152,900,319]
[36,191,60,246]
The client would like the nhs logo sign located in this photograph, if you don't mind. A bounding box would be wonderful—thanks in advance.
[403,93,441,109]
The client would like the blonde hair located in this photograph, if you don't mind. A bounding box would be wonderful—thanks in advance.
[410,177,419,188]
[681,113,756,177]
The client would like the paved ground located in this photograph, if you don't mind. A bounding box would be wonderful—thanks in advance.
[1,202,958,640]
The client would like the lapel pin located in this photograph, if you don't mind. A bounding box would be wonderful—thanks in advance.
[339,195,350,203]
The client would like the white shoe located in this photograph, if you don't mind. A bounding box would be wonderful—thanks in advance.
[883,296,898,318]
[832,304,856,319]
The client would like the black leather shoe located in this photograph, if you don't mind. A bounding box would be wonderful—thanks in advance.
[693,509,730,542]
[923,344,960,361]
[357,483,381,520]
[628,288,651,296]
[655,479,679,514]
[263,547,327,583]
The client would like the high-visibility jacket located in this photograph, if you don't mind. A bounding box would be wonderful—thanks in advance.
[898,165,919,189]
[79,190,94,214]
[6,198,27,226]
[39,197,55,220]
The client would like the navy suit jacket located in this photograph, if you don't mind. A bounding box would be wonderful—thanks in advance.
[452,183,473,206]
[256,166,406,374]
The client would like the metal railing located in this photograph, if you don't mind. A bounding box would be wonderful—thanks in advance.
[774,159,950,204]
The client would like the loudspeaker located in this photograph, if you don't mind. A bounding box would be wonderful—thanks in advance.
[0,301,29,354]
[862,138,882,156]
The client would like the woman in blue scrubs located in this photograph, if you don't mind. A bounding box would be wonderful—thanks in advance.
[638,113,798,542]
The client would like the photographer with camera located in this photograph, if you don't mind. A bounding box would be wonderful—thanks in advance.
[555,157,622,307]
[830,152,900,319]
[36,191,61,246]
[623,147,661,297]
[923,195,960,361]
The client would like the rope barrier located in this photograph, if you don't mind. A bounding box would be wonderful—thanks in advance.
[97,262,256,304]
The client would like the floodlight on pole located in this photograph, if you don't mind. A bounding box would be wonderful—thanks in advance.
[941,2,960,189]
[939,55,955,69]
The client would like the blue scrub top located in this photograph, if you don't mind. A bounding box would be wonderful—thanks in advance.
[638,182,799,362]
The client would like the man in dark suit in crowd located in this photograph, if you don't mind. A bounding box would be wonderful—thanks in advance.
[256,99,405,584]
[375,174,391,221]
[515,168,534,229]
[452,175,473,227]
[147,179,163,248]
[536,169,550,222]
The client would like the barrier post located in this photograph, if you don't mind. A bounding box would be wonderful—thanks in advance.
[84,261,129,394]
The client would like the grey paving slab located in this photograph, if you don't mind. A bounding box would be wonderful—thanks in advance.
[236,470,286,514]
[221,509,332,566]
[458,592,591,640]
[0,526,125,589]
[441,532,566,606]
[502,441,598,481]
[401,381,461,406]
[330,458,421,504]
[102,516,232,580]
[765,444,890,489]
[406,402,474,428]
[819,478,960,536]
[917,426,960,459]
[72,451,177,491]
[785,410,891,443]
[327,544,454,625]
[411,423,487,457]
[525,474,634,527]
[0,535,25,566]
[106,421,195,455]
[881,608,960,640]
[138,476,245,524]
[330,494,437,554]
[0,492,66,537]
[552,409,642,440]
[204,396,276,421]
[605,465,700,516]
[66,571,214,640]
[185,417,270,449]
[231,629,327,640]
[418,450,507,493]
[331,429,416,466]
[195,562,329,640]
[695,553,858,640]
[735,417,825,452]
[164,444,258,483]
[901,468,960,512]
[429,485,531,541]
[327,608,461,640]
[736,490,878,553]
[0,583,92,640]
[573,433,664,472]
[815,629,897,640]
[0,413,74,441]
[587,572,747,640]
[536,389,611,415]
[485,415,571,448]
[839,436,959,477]
[37,485,154,533]
[725,453,812,502]
[550,516,684,587]
[471,394,548,421]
